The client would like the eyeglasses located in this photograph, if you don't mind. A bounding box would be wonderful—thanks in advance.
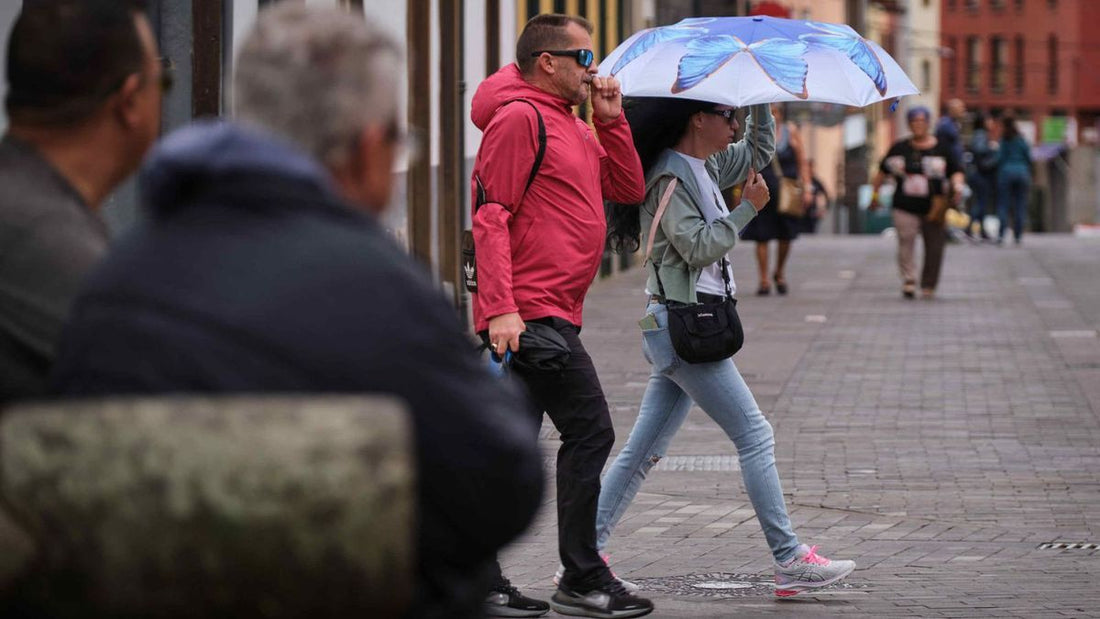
[702,108,738,121]
[530,49,595,68]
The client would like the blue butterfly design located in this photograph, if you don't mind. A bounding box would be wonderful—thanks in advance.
[800,22,887,95]
[610,21,713,76]
[673,35,809,99]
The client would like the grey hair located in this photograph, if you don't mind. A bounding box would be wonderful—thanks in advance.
[233,4,403,169]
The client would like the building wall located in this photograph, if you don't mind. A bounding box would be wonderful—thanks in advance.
[941,0,1099,140]
[907,0,941,122]
[866,4,900,173]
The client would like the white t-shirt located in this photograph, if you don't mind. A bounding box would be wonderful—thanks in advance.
[675,151,737,297]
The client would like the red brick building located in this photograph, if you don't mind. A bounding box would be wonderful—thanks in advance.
[940,0,1100,144]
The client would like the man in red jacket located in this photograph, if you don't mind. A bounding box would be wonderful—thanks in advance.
[470,13,652,619]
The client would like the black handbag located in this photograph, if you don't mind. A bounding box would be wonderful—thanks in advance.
[643,178,744,364]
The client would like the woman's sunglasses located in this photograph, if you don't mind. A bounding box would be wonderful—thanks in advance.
[530,49,595,68]
[702,108,737,121]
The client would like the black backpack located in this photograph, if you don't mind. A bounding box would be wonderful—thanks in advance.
[462,99,546,293]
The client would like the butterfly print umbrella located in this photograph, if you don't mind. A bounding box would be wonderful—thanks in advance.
[601,15,918,107]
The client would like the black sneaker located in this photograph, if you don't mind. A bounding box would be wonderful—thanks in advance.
[484,583,550,617]
[550,579,654,618]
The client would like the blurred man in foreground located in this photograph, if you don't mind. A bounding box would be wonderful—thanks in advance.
[50,5,543,617]
[0,0,163,401]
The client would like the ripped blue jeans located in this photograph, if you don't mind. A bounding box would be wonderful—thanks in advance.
[595,301,800,563]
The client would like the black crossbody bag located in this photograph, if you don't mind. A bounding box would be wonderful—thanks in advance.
[643,178,744,364]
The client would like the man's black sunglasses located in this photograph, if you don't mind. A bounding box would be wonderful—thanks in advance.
[530,49,594,68]
[702,108,738,121]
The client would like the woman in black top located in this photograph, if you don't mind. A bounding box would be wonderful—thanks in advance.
[870,106,965,299]
[738,104,813,295]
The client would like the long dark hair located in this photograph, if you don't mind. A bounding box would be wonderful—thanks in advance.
[606,96,713,253]
[972,112,987,133]
[1002,115,1020,141]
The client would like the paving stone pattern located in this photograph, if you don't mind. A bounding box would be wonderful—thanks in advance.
[500,235,1100,618]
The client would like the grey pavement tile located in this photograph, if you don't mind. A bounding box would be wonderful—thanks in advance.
[494,236,1100,617]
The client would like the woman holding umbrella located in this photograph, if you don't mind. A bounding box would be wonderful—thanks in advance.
[602,97,855,597]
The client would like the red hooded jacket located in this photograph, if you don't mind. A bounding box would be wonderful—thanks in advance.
[470,65,644,332]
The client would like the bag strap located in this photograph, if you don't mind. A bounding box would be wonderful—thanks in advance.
[643,177,679,266]
[642,178,678,300]
[474,98,546,213]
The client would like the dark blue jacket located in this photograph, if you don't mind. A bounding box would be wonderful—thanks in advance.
[51,121,543,618]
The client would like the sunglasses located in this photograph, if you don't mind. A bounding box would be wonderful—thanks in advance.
[702,108,738,121]
[530,49,595,68]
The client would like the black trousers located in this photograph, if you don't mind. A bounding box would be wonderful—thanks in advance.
[487,316,615,591]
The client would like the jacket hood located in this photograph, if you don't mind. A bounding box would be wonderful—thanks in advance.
[470,64,570,130]
[140,120,336,215]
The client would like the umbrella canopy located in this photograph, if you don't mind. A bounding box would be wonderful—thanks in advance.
[600,16,918,108]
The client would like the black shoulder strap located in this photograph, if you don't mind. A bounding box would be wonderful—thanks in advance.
[511,99,546,195]
[474,98,546,212]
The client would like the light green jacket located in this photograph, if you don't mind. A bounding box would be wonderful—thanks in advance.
[642,105,776,304]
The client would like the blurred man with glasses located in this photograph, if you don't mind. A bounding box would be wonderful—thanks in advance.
[470,12,653,619]
[50,5,544,618]
[0,0,164,401]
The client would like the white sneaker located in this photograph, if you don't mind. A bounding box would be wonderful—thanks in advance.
[774,545,856,597]
[553,554,640,594]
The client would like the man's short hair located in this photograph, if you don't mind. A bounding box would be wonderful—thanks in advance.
[5,0,149,127]
[233,4,403,170]
[515,14,593,75]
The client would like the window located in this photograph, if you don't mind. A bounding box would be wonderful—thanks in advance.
[1048,0,1057,9]
[947,0,957,10]
[1014,0,1025,10]
[922,59,932,91]
[1048,35,1058,94]
[966,36,981,93]
[991,0,1006,10]
[965,0,979,11]
[1014,35,1025,93]
[946,36,958,92]
[991,36,1006,92]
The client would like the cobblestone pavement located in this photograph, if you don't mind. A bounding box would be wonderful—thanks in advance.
[500,234,1100,618]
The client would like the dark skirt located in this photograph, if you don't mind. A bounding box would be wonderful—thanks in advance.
[739,166,800,242]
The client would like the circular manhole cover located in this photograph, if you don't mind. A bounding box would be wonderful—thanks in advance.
[630,572,868,599]
[692,581,755,590]
[631,573,773,598]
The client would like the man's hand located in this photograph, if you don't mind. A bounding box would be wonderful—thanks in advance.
[590,76,622,123]
[742,168,770,212]
[488,312,525,355]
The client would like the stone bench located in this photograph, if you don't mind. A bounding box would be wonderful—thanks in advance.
[0,396,415,617]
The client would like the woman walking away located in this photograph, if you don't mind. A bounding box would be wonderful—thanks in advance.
[871,106,965,300]
[601,98,856,598]
[994,115,1032,245]
[737,104,812,295]
[965,112,998,241]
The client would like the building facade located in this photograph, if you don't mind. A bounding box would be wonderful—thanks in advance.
[941,0,1100,145]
